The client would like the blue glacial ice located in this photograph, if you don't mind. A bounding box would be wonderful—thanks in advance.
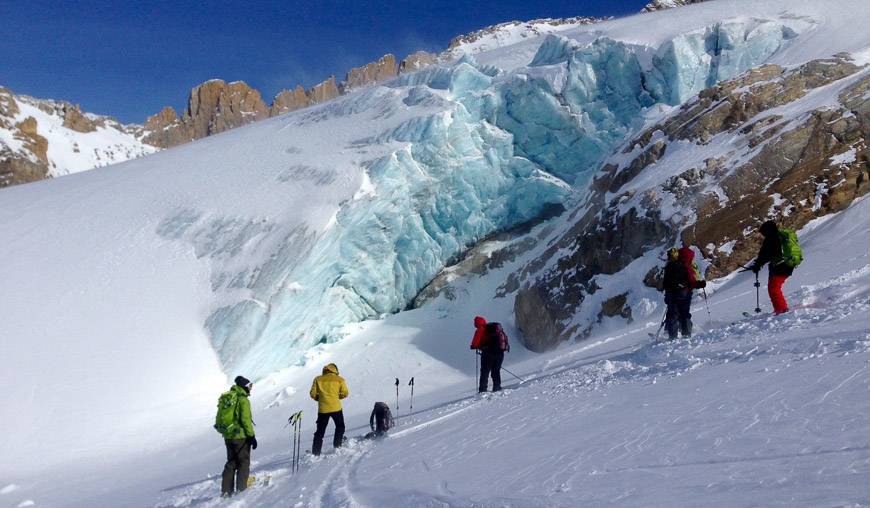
[200,19,802,378]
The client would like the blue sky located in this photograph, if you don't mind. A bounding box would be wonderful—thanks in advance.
[0,0,649,124]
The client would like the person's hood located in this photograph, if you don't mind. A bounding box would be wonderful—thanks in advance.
[678,246,695,263]
[322,363,339,375]
[229,384,249,397]
[474,316,487,328]
[760,220,778,237]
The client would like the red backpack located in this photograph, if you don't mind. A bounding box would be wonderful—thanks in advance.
[484,322,510,352]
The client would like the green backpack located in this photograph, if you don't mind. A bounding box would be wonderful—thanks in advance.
[214,390,240,437]
[776,228,803,268]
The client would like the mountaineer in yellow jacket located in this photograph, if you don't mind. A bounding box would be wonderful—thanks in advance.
[309,363,349,456]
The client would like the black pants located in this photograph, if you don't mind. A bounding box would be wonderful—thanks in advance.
[479,350,504,392]
[312,411,345,456]
[665,289,692,339]
[221,438,251,495]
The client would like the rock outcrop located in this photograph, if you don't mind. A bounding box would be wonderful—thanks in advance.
[61,104,97,133]
[641,0,708,13]
[0,87,19,127]
[1,86,157,187]
[0,113,50,186]
[15,117,48,163]
[400,51,438,73]
[306,76,341,104]
[141,106,184,148]
[142,80,269,148]
[510,56,870,352]
[190,80,269,138]
[270,85,310,116]
[340,54,398,93]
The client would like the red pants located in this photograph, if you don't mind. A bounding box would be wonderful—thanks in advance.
[768,274,789,314]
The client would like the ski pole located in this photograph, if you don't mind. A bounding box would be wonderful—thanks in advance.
[396,377,401,419]
[295,411,302,474]
[501,365,525,383]
[293,417,298,474]
[754,272,762,313]
[654,307,668,341]
[408,377,414,415]
[702,287,712,325]
[293,410,303,474]
[474,351,479,393]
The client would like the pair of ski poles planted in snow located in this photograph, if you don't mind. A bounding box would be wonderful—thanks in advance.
[284,410,303,475]
[394,377,414,421]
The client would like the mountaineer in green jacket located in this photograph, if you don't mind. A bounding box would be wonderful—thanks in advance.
[310,363,349,456]
[215,375,257,497]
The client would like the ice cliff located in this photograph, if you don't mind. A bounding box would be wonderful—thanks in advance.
[208,17,813,378]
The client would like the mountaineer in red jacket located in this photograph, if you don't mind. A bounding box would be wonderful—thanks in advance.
[470,316,510,392]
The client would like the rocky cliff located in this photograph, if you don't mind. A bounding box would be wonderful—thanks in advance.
[340,54,399,93]
[140,79,270,148]
[641,0,708,12]
[508,55,870,351]
[0,87,157,187]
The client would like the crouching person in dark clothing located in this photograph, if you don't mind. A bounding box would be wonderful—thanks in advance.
[366,401,394,439]
[215,375,257,497]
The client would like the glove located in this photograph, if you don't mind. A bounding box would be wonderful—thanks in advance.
[247,436,258,450]
[695,280,707,289]
[751,264,760,274]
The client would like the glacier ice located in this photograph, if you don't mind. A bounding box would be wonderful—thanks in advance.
[201,18,803,378]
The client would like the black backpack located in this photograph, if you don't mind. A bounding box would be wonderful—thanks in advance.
[374,402,394,430]
[484,322,510,352]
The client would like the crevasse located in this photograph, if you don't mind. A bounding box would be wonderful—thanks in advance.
[211,19,800,378]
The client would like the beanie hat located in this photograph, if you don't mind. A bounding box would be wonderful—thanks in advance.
[234,375,252,388]
[759,220,778,237]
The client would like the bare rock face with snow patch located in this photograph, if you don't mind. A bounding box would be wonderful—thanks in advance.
[0,87,158,186]
[641,0,708,13]
[400,51,438,73]
[60,104,98,133]
[141,80,269,148]
[306,76,341,104]
[270,85,310,116]
[340,54,399,93]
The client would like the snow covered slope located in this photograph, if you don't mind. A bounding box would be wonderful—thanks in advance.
[1,0,870,506]
[9,179,869,508]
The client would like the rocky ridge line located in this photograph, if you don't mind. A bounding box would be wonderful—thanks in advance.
[641,0,709,13]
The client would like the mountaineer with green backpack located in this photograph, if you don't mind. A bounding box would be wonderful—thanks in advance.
[750,220,803,314]
[215,375,257,497]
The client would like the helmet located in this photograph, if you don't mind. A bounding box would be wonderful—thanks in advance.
[667,247,679,261]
